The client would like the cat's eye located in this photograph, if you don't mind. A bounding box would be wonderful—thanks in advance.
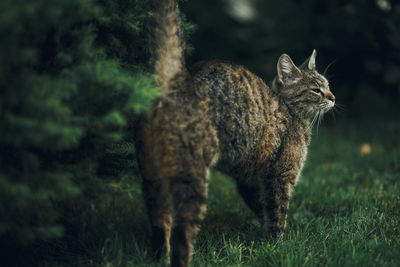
[311,88,323,96]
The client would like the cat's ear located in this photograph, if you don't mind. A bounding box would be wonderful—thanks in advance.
[277,54,301,85]
[300,49,317,71]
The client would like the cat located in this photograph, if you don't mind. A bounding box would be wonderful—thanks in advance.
[136,0,335,266]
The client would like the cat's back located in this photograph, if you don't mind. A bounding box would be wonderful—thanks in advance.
[191,61,287,168]
[191,60,272,118]
[191,60,270,100]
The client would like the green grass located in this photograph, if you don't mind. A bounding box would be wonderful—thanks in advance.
[42,119,400,266]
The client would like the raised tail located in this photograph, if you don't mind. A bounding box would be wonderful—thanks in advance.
[151,0,189,95]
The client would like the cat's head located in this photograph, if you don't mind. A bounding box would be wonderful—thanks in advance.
[272,50,335,119]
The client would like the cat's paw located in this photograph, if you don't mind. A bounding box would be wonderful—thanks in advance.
[266,222,286,239]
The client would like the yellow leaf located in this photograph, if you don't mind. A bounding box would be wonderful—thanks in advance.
[360,143,372,156]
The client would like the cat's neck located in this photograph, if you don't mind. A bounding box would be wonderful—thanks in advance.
[282,98,311,132]
[271,78,314,126]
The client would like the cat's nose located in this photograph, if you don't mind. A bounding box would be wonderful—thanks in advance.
[326,92,335,102]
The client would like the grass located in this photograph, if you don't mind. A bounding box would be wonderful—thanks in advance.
[41,118,400,266]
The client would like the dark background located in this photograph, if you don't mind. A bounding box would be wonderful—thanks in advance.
[182,0,400,118]
[0,0,399,265]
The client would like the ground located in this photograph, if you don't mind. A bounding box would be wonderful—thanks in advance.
[42,118,400,266]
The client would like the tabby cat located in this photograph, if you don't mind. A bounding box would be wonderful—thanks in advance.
[136,1,335,266]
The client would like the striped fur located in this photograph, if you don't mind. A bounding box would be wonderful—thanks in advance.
[137,1,335,266]
[152,0,187,94]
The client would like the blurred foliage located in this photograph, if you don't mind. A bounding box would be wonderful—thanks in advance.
[0,0,160,263]
[1,0,399,265]
[183,0,400,114]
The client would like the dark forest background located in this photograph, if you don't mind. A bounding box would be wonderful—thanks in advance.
[182,0,400,118]
[0,0,399,265]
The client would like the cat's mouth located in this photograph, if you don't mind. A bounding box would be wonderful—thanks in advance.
[317,99,335,112]
[309,100,334,127]
[324,100,335,110]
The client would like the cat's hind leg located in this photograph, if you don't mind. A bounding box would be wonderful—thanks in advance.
[137,118,173,259]
[169,167,209,267]
[141,178,173,259]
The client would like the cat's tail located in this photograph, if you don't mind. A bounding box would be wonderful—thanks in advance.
[151,0,189,95]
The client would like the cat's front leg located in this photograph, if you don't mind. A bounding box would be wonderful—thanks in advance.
[236,169,295,236]
[261,163,298,236]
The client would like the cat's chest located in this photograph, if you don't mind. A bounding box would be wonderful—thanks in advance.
[258,116,310,165]
[288,127,310,184]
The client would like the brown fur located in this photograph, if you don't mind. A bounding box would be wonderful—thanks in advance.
[136,1,335,266]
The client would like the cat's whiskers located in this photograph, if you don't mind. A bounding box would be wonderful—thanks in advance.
[327,103,343,122]
[316,110,322,134]
[323,60,336,77]
[310,110,319,129]
[310,104,331,134]
[332,103,347,113]
[318,109,325,129]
